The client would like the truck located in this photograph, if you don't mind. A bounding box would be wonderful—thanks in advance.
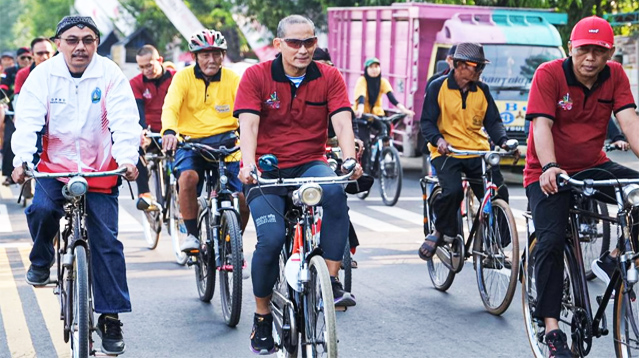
[327,3,567,168]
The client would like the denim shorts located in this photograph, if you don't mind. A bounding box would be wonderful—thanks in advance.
[173,149,242,194]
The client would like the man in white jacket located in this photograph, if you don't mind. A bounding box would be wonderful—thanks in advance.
[10,16,139,355]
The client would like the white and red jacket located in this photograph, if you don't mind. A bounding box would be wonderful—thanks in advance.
[12,53,140,193]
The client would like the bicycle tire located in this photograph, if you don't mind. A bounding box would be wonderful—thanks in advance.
[613,258,639,358]
[522,238,579,358]
[71,245,90,358]
[340,242,352,293]
[473,198,519,315]
[219,210,243,327]
[195,202,215,302]
[169,182,188,265]
[425,187,456,291]
[580,199,611,280]
[302,255,338,358]
[379,146,402,206]
[141,162,163,250]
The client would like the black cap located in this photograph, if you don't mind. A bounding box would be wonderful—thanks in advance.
[16,47,31,57]
[312,48,332,63]
[453,43,490,64]
[54,16,100,40]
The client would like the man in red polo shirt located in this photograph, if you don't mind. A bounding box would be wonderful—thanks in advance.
[129,45,175,210]
[524,16,638,357]
[13,37,55,97]
[235,14,362,355]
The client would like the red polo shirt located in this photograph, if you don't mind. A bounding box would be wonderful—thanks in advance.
[130,68,175,132]
[234,55,352,168]
[13,63,35,94]
[523,58,636,187]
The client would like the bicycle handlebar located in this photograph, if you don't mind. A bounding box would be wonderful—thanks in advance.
[557,174,639,188]
[251,168,355,187]
[24,166,127,179]
[178,142,240,158]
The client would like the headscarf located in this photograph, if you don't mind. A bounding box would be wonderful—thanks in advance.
[363,58,381,109]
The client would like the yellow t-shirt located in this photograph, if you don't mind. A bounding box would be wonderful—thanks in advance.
[352,76,393,116]
[161,66,241,161]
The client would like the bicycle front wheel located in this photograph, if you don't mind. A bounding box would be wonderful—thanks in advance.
[219,210,243,327]
[169,182,188,265]
[378,146,402,206]
[613,258,639,358]
[141,162,163,250]
[340,241,352,293]
[425,187,455,291]
[71,245,90,358]
[195,201,215,302]
[302,255,338,358]
[473,198,519,315]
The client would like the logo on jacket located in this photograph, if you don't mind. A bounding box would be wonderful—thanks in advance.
[558,93,573,111]
[265,92,280,109]
[91,87,101,103]
[215,104,230,113]
[143,88,152,99]
[50,97,66,104]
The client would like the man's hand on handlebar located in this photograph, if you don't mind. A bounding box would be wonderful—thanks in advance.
[121,164,138,181]
[539,166,567,196]
[341,158,363,180]
[162,134,178,151]
[239,163,258,185]
[611,140,630,151]
[354,138,364,158]
[11,166,26,185]
[436,138,451,155]
[501,141,521,165]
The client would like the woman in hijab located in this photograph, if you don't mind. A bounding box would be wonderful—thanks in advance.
[353,58,414,119]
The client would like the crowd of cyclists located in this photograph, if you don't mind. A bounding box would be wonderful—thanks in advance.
[0,11,636,358]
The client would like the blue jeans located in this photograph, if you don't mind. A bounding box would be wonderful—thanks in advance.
[247,162,349,298]
[26,178,131,314]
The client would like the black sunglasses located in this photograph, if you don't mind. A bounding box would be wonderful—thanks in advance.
[19,56,32,61]
[282,37,317,49]
[60,37,98,46]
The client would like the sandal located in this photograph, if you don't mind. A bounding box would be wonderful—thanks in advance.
[418,234,443,261]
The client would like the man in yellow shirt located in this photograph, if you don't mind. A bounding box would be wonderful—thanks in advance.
[161,29,248,253]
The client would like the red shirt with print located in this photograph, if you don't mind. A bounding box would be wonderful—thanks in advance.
[129,68,175,132]
[523,58,636,187]
[234,55,352,168]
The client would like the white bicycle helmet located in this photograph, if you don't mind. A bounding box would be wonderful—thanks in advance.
[188,29,227,52]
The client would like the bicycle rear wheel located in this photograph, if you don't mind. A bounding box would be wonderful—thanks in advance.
[473,199,519,315]
[70,245,90,358]
[522,238,578,358]
[425,187,456,291]
[613,258,639,358]
[195,201,215,302]
[169,181,188,265]
[219,210,243,327]
[340,242,352,293]
[141,163,162,250]
[379,146,402,206]
[302,255,337,358]
[579,199,610,280]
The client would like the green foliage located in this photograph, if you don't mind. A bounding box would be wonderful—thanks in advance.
[0,0,73,50]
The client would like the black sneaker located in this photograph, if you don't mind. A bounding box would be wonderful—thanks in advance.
[592,251,616,286]
[331,276,356,307]
[97,314,126,355]
[545,329,572,358]
[250,313,276,355]
[25,265,50,286]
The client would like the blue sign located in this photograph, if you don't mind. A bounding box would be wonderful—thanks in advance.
[501,112,515,124]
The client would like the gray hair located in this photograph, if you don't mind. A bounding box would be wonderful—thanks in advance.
[276,15,315,38]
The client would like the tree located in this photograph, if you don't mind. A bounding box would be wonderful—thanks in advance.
[12,0,73,46]
[0,0,24,51]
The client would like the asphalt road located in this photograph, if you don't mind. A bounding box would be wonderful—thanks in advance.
[0,149,636,358]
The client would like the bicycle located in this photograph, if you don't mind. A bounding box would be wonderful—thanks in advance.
[23,166,129,357]
[140,132,190,265]
[420,141,520,315]
[178,140,245,327]
[250,155,357,357]
[522,173,639,357]
[356,112,405,206]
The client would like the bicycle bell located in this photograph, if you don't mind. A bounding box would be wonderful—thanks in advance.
[623,184,639,207]
[63,176,89,198]
[484,152,501,167]
[293,183,323,206]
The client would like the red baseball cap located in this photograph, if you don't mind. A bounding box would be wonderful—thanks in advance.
[570,16,614,49]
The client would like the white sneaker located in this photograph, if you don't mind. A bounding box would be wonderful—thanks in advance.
[180,234,200,253]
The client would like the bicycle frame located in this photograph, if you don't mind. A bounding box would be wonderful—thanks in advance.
[358,113,404,171]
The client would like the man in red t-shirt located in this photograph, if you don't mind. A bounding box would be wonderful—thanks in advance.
[234,15,363,355]
[525,16,638,357]
[129,45,175,210]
